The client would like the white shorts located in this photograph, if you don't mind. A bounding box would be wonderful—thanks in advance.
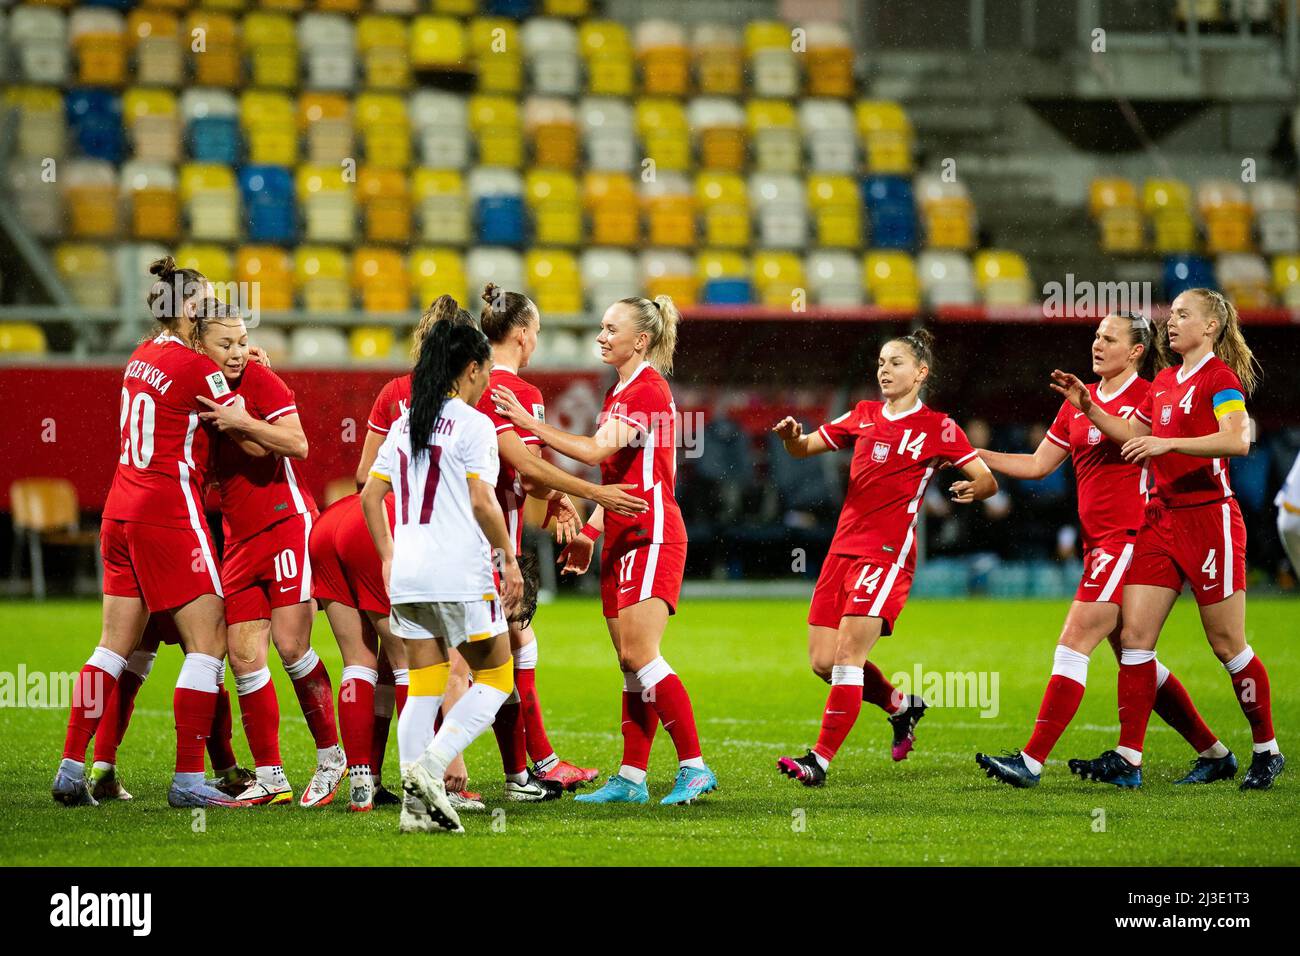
[1279,504,1300,575]
[389,598,508,647]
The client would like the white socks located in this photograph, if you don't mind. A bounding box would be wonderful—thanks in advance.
[420,683,508,779]
[234,667,272,697]
[1224,645,1255,675]
[515,639,538,670]
[619,765,648,784]
[87,647,128,680]
[1020,752,1044,775]
[397,691,442,765]
[283,647,319,680]
[635,656,674,693]
[1050,646,1089,686]
[176,653,223,693]
[830,665,864,687]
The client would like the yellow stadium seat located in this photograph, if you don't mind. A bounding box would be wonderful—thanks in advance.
[0,323,48,356]
[581,21,634,96]
[544,0,590,15]
[694,27,743,96]
[807,43,854,99]
[299,92,354,164]
[1204,204,1253,254]
[237,246,294,312]
[123,173,180,243]
[638,30,690,97]
[413,170,469,245]
[124,89,179,163]
[469,95,523,169]
[696,172,750,248]
[176,244,234,285]
[1097,208,1145,254]
[73,21,127,87]
[1143,178,1192,216]
[972,250,1032,306]
[128,9,182,86]
[637,98,691,172]
[187,13,240,87]
[744,21,790,55]
[526,249,583,315]
[1152,211,1197,254]
[471,18,522,94]
[1271,255,1300,307]
[858,100,913,175]
[1089,177,1139,218]
[864,252,920,309]
[297,165,356,243]
[807,174,861,248]
[359,166,411,243]
[526,100,580,170]
[410,248,468,307]
[260,0,305,13]
[752,251,805,308]
[358,16,411,90]
[698,123,746,172]
[317,0,363,13]
[355,93,411,170]
[65,174,120,241]
[55,243,115,308]
[353,248,411,313]
[350,326,396,362]
[433,0,479,13]
[243,13,297,89]
[411,16,468,71]
[295,246,351,312]
[241,91,297,166]
[697,250,748,283]
[584,173,640,247]
[644,190,695,248]
[526,170,581,246]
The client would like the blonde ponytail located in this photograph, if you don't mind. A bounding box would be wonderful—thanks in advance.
[1188,288,1261,395]
[619,295,679,375]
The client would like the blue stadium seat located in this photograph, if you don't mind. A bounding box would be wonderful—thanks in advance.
[476,195,527,246]
[82,0,136,8]
[862,174,917,251]
[702,278,752,304]
[240,166,296,245]
[65,89,125,164]
[485,0,537,17]
[189,116,241,166]
[1163,254,1216,300]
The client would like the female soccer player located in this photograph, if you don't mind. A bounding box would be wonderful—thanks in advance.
[189,301,345,807]
[492,296,718,807]
[52,257,244,809]
[973,313,1233,788]
[362,320,524,834]
[771,329,998,787]
[1053,289,1284,790]
[1277,448,1300,577]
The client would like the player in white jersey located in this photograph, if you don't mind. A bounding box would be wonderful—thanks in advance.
[1277,448,1300,577]
[361,320,523,834]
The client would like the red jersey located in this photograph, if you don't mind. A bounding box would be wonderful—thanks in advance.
[817,399,976,566]
[598,362,687,551]
[1134,353,1245,508]
[212,362,316,543]
[1045,372,1150,546]
[366,373,412,437]
[475,366,545,553]
[103,333,237,528]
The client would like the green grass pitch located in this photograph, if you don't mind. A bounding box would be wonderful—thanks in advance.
[1,596,1296,866]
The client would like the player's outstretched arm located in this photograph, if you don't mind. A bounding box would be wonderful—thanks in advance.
[469,477,523,614]
[1049,370,1146,446]
[949,457,999,504]
[491,384,633,466]
[1123,409,1251,463]
[772,416,830,458]
[497,429,648,516]
[979,437,1068,480]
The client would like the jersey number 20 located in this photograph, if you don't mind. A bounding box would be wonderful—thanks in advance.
[119,389,155,468]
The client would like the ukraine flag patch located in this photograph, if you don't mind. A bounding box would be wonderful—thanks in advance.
[1212,388,1246,419]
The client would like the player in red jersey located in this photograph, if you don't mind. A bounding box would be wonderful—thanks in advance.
[52,256,247,809]
[185,303,345,807]
[973,313,1233,788]
[477,283,653,795]
[1054,289,1284,790]
[493,295,718,807]
[771,330,999,787]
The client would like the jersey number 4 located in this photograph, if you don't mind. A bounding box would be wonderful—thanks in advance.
[118,390,155,468]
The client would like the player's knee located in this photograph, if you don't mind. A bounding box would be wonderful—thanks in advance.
[1204,630,1241,664]
[808,655,833,682]
[471,656,514,696]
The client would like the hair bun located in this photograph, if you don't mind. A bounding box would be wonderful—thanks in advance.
[481,282,499,306]
[149,255,177,279]
[911,328,936,349]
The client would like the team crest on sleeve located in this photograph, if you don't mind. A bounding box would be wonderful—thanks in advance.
[532,404,545,423]
[206,371,231,398]
[871,440,890,463]
[1160,404,1172,425]
[1086,425,1101,445]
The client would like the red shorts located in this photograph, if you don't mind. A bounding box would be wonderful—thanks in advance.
[309,495,390,616]
[1075,533,1138,605]
[1127,497,1247,606]
[600,540,686,619]
[222,512,316,626]
[808,553,914,636]
[101,518,223,613]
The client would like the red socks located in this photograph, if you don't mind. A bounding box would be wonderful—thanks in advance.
[338,667,377,769]
[62,650,126,761]
[645,674,702,762]
[289,656,338,750]
[813,681,863,763]
[175,654,223,774]
[620,678,659,771]
[861,661,903,714]
[1153,669,1218,754]
[92,669,144,765]
[205,684,237,772]
[516,666,555,764]
[492,701,528,775]
[1116,654,1157,756]
[237,672,282,768]
[1228,650,1275,745]
[1023,674,1086,764]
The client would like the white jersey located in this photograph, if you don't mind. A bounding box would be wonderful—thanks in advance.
[371,397,501,603]
[1277,449,1300,511]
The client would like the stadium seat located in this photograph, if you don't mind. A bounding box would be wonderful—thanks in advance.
[1271,254,1300,307]
[181,90,240,166]
[70,9,126,87]
[120,161,180,242]
[289,327,349,364]
[584,172,640,246]
[915,173,976,251]
[469,94,523,168]
[697,249,751,305]
[526,248,583,315]
[863,251,920,309]
[862,174,917,251]
[580,20,633,96]
[1198,180,1252,255]
[636,97,691,173]
[414,169,470,245]
[297,164,356,243]
[350,326,397,362]
[299,14,356,91]
[249,326,290,365]
[299,93,353,165]
[1089,177,1143,255]
[241,90,297,166]
[469,167,526,246]
[806,249,864,306]
[294,245,352,312]
[236,246,294,312]
[410,91,469,169]
[693,23,743,96]
[244,12,298,89]
[470,18,522,94]
[9,158,66,239]
[186,12,239,87]
[1215,254,1271,308]
[806,22,853,98]
[8,478,99,601]
[641,249,697,304]
[11,7,69,85]
[807,174,861,248]
[525,169,581,246]
[636,20,690,97]
[8,86,66,160]
[358,167,411,243]
[642,173,695,248]
[753,251,805,308]
[179,163,239,243]
[747,100,800,173]
[524,18,581,96]
[801,99,857,174]
[917,250,977,307]
[749,173,808,249]
[0,323,49,356]
[696,172,750,249]
[56,243,116,308]
[176,243,233,285]
[356,93,411,170]
[524,96,579,170]
[689,98,747,172]
[358,15,411,91]
[411,15,468,71]
[410,247,468,307]
[857,100,913,174]
[745,20,800,97]
[580,248,640,309]
[467,247,526,300]
[973,249,1032,306]
[1251,180,1300,255]
[123,89,179,163]
[579,96,636,172]
[239,165,295,245]
[64,159,120,239]
[127,9,182,87]
[66,88,125,164]
[353,248,410,313]
[1162,254,1215,301]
